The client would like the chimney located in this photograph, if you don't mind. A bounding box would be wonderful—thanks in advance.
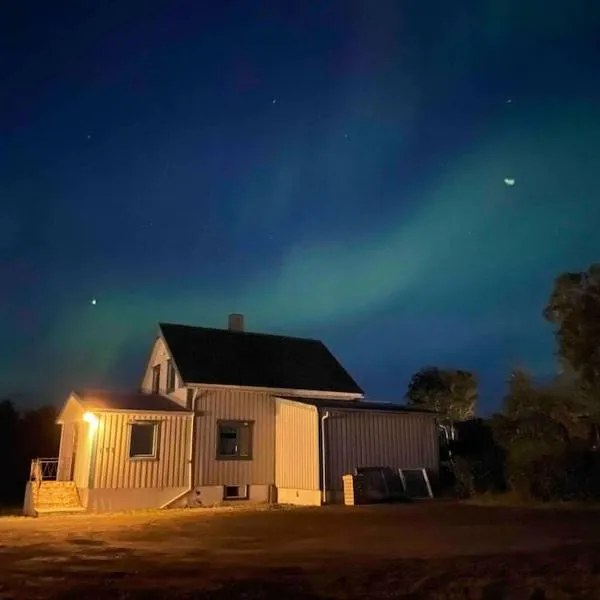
[228,313,244,332]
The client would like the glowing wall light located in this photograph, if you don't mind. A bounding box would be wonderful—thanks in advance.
[83,411,98,433]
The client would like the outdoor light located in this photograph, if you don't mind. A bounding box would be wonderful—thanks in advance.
[83,411,98,432]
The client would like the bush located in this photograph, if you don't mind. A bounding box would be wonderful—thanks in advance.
[505,438,600,502]
[449,456,475,498]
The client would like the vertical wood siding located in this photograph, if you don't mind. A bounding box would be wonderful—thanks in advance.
[275,399,320,490]
[325,411,438,490]
[92,412,190,489]
[194,388,275,486]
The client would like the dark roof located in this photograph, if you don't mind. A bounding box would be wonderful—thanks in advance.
[278,396,436,415]
[73,390,190,413]
[159,322,364,395]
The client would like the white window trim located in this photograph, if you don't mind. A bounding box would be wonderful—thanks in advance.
[129,421,159,460]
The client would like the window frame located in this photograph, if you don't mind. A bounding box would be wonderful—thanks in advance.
[151,364,161,394]
[216,420,254,461]
[129,421,159,460]
[223,485,249,500]
[166,359,176,393]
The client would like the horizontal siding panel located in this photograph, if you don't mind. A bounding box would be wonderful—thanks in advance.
[325,411,438,491]
[275,400,319,490]
[93,412,190,489]
[194,388,275,486]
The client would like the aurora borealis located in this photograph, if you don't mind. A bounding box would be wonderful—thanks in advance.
[2,1,600,410]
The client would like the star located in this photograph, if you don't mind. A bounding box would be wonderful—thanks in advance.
[504,178,515,186]
[86,134,92,140]
[506,98,512,104]
[272,98,277,104]
[90,298,97,305]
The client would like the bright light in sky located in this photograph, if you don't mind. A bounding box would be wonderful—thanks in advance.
[90,298,97,305]
[504,178,515,186]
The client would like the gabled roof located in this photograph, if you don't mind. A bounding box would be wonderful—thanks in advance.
[73,390,190,413]
[278,396,436,415]
[158,322,364,395]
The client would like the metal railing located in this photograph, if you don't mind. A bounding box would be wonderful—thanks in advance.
[29,458,67,484]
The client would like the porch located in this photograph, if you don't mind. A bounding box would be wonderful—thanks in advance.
[24,458,85,516]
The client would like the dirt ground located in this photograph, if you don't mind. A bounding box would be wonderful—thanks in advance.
[0,501,599,599]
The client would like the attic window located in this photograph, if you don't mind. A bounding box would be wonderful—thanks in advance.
[166,360,176,393]
[217,421,253,460]
[129,422,158,459]
[152,365,160,394]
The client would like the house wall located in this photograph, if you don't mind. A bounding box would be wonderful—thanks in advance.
[323,410,439,501]
[140,337,189,407]
[189,387,275,505]
[275,399,321,506]
[92,411,190,489]
[85,410,191,511]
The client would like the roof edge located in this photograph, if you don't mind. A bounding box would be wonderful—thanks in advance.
[276,396,438,415]
[83,407,193,415]
[158,321,323,344]
[186,382,364,397]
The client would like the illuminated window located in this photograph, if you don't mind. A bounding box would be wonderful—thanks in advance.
[129,422,158,459]
[217,421,253,460]
[152,365,160,394]
[166,360,176,393]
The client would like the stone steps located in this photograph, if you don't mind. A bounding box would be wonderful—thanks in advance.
[27,481,84,516]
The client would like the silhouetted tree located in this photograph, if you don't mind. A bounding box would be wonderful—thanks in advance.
[544,263,600,395]
[0,399,60,506]
[0,399,20,504]
[406,367,477,430]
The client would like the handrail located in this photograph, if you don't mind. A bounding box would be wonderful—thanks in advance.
[29,458,66,484]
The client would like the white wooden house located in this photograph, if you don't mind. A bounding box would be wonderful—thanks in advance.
[24,314,438,515]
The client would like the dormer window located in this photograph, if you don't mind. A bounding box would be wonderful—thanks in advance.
[166,360,176,393]
[152,364,160,394]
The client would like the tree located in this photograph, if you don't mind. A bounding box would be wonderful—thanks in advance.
[503,368,592,440]
[405,367,477,425]
[498,369,600,501]
[544,263,600,391]
[0,399,60,507]
[0,399,19,504]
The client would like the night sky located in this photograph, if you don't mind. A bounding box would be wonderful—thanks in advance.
[2,1,600,411]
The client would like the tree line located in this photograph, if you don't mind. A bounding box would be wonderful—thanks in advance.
[405,262,600,501]
[0,402,60,506]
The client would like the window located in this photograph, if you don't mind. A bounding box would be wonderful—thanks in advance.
[217,420,253,460]
[152,365,160,394]
[166,360,176,393]
[186,387,195,410]
[129,422,158,459]
[224,485,248,500]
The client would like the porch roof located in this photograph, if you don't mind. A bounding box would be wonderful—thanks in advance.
[72,390,191,413]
